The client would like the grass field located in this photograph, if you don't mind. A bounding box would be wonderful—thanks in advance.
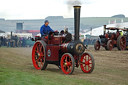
[0,47,128,85]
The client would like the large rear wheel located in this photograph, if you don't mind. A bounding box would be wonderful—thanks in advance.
[32,41,47,70]
[80,52,95,73]
[117,36,126,50]
[60,53,75,75]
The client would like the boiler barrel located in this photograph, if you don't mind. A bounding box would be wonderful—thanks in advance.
[60,41,85,55]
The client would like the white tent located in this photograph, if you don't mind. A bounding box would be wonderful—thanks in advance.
[0,33,6,37]
[84,22,128,36]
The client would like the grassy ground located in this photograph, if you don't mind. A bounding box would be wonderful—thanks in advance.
[0,47,128,85]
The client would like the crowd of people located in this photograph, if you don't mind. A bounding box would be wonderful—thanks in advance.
[0,35,98,48]
[0,36,34,47]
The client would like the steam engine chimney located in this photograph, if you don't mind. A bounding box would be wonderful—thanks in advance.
[74,6,81,41]
[103,25,106,35]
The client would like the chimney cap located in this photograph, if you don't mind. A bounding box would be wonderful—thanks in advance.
[73,6,81,8]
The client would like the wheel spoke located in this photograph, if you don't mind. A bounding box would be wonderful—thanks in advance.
[85,65,88,71]
[67,66,71,72]
[88,55,89,61]
[64,66,66,70]
[65,56,67,62]
[36,46,39,53]
[84,64,86,67]
[39,46,42,53]
[81,62,85,64]
[88,65,91,69]
[69,61,72,63]
[88,58,91,62]
[84,56,86,62]
[89,62,92,64]
[35,49,38,53]
[40,53,44,57]
[35,58,40,62]
[40,59,42,68]
[63,65,66,67]
[40,59,44,68]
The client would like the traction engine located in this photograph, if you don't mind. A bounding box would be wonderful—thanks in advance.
[94,25,127,51]
[32,6,95,74]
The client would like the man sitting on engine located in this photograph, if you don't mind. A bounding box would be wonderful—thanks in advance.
[64,28,72,42]
[40,20,54,37]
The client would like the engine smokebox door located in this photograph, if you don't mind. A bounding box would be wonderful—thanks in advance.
[46,45,60,61]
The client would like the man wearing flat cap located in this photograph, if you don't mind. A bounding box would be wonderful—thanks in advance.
[40,20,54,37]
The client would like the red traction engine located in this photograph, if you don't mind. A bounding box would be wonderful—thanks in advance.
[32,6,95,74]
[94,25,126,51]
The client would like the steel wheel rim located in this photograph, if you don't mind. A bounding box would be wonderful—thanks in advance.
[32,42,45,70]
[61,54,73,74]
[109,41,113,50]
[120,37,126,50]
[80,53,93,73]
[96,41,100,50]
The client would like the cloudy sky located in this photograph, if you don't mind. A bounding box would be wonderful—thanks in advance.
[0,0,127,19]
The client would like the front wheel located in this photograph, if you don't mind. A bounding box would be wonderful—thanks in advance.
[107,40,113,51]
[94,40,100,50]
[80,52,95,73]
[60,53,75,75]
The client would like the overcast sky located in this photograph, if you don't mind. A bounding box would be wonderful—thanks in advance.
[0,0,127,19]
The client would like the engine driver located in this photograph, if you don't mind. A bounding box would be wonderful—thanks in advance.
[40,20,54,37]
[64,28,72,42]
